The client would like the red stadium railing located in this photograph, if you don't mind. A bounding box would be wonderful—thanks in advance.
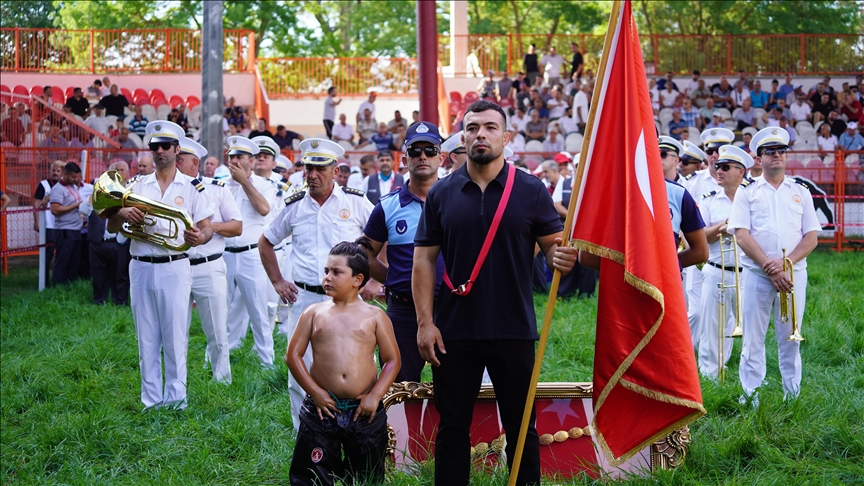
[257,57,419,98]
[0,28,255,73]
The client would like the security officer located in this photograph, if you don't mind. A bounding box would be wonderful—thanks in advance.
[729,127,820,406]
[177,137,242,384]
[107,120,214,410]
[224,136,278,367]
[697,144,752,380]
[441,130,467,176]
[259,138,373,430]
[360,121,445,381]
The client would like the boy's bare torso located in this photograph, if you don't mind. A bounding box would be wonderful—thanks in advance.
[308,300,381,399]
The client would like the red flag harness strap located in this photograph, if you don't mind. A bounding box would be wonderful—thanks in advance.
[443,163,516,296]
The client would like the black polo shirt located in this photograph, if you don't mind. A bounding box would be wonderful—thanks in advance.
[415,163,562,341]
[64,96,90,117]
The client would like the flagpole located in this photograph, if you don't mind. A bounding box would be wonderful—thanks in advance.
[507,2,622,484]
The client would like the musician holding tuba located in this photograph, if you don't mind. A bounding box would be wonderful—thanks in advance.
[728,127,820,407]
[696,145,753,381]
[105,120,214,410]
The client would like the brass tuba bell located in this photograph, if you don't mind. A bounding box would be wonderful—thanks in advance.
[92,170,194,252]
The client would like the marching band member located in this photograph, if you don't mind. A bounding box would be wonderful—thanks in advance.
[729,127,819,406]
[107,120,213,410]
[679,140,709,354]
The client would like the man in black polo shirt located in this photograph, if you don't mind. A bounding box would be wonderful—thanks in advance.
[100,84,130,118]
[414,100,577,486]
[64,88,90,118]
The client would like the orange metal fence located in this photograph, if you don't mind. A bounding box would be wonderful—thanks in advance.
[257,57,419,98]
[0,28,254,73]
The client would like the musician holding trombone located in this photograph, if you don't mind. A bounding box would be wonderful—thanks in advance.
[696,145,752,381]
[728,127,819,406]
[106,120,214,410]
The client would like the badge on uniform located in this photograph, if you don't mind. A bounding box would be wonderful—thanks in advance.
[175,196,184,205]
[339,208,350,219]
[396,219,408,235]
[793,195,801,203]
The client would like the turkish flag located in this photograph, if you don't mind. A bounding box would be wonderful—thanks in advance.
[569,1,706,464]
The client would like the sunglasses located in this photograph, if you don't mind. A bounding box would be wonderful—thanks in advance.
[716,163,742,172]
[660,150,677,159]
[680,160,701,166]
[407,146,440,158]
[451,149,467,156]
[761,148,787,156]
[705,148,719,156]
[148,141,175,152]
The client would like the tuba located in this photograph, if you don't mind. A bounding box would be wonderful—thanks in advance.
[92,170,194,252]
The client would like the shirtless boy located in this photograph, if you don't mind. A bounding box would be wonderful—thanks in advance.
[285,241,401,486]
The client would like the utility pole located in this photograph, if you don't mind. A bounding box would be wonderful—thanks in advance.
[201,0,224,171]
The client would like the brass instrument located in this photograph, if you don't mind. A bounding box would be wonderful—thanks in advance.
[716,233,743,383]
[780,248,804,342]
[92,170,195,252]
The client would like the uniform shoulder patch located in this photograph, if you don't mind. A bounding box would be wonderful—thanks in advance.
[210,179,225,187]
[285,190,305,206]
[684,173,695,180]
[702,190,718,199]
[795,180,809,189]
[342,186,365,197]
[191,178,205,192]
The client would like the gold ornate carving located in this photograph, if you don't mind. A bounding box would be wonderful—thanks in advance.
[385,424,397,458]
[383,381,435,409]
[651,426,691,470]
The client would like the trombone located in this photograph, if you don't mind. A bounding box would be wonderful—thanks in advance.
[716,233,743,383]
[780,248,804,342]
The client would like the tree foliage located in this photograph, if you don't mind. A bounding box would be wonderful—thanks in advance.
[1,0,59,28]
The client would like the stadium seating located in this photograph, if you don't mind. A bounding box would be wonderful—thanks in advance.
[169,95,185,109]
[186,96,200,109]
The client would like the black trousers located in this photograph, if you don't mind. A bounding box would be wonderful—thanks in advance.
[432,340,540,486]
[289,395,388,486]
[43,228,56,286]
[558,261,598,299]
[77,238,90,279]
[386,296,426,383]
[52,229,80,286]
[90,239,129,305]
[323,119,335,140]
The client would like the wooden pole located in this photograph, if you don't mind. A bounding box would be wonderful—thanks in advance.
[507,2,622,484]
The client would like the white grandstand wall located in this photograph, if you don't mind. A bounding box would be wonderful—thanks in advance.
[269,97,420,138]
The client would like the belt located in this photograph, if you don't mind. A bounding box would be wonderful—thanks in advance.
[387,288,413,306]
[274,242,291,251]
[707,261,741,272]
[102,237,116,242]
[132,254,189,264]
[225,243,258,253]
[189,253,223,266]
[295,281,327,295]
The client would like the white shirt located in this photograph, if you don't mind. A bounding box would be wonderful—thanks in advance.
[685,79,700,96]
[357,100,376,118]
[323,96,337,121]
[559,116,580,134]
[699,189,741,265]
[573,91,589,124]
[728,176,821,273]
[127,169,214,257]
[510,113,529,133]
[288,171,305,188]
[551,177,565,203]
[684,169,720,201]
[85,115,111,135]
[731,89,751,107]
[331,122,354,142]
[541,54,565,78]
[817,135,838,151]
[547,98,567,119]
[224,174,277,247]
[361,173,395,196]
[789,102,810,121]
[659,89,680,108]
[264,183,373,285]
[187,178,242,258]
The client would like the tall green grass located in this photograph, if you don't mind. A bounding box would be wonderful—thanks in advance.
[2,249,862,484]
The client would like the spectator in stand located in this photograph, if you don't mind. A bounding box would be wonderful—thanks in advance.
[573,82,590,132]
[497,71,514,102]
[42,125,69,154]
[33,86,53,123]
[273,125,303,150]
[478,70,496,98]
[684,70,701,97]
[100,77,112,97]
[564,76,581,103]
[388,111,407,134]
[100,84,130,118]
[681,97,702,130]
[238,120,252,137]
[516,83,532,112]
[649,78,660,114]
[810,83,834,111]
[360,122,397,151]
[507,126,526,155]
[839,122,864,151]
[667,108,688,141]
[559,107,580,135]
[331,114,354,145]
[511,107,530,134]
[741,133,753,154]
[778,74,796,103]
[525,109,547,142]
[731,80,750,108]
[812,94,833,124]
[765,98,792,125]
[538,84,552,103]
[411,110,420,124]
[569,42,584,81]
[659,80,681,109]
[736,70,750,90]
[546,88,567,121]
[825,111,847,138]
[816,122,838,155]
[112,127,138,163]
[511,72,527,97]
[778,116,796,148]
[49,162,84,286]
[541,160,561,195]
[530,98,549,121]
[542,127,564,154]
[541,46,565,87]
[356,91,377,123]
[108,118,123,139]
[734,98,756,131]
[86,79,102,100]
[840,92,862,121]
[656,72,679,91]
[323,86,341,139]
[136,155,155,176]
[749,81,768,109]
[699,97,716,125]
[128,105,148,136]
[819,76,835,97]
[767,79,781,109]
[15,102,31,132]
[705,111,725,129]
[357,108,377,143]
[248,118,273,139]
[227,106,246,128]
[69,126,94,149]
[690,78,712,108]
[361,151,403,205]
[203,156,221,178]
[524,44,540,86]
[713,76,734,109]
[790,94,812,124]
[64,88,90,118]
[175,105,189,131]
[1,105,25,146]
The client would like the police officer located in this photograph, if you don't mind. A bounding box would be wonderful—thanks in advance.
[360,121,444,382]
[697,145,753,380]
[177,137,242,384]
[107,120,214,410]
[729,127,820,406]
[259,138,373,430]
[224,136,277,367]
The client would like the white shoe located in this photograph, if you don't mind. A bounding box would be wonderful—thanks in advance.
[739,392,759,409]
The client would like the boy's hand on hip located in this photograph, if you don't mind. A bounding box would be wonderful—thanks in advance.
[353,393,379,423]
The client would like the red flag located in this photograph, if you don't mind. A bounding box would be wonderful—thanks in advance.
[570,1,706,464]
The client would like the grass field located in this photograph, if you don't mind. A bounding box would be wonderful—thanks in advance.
[1,249,862,485]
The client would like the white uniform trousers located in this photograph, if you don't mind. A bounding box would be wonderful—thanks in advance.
[739,268,807,398]
[130,258,192,409]
[225,250,274,366]
[284,287,329,431]
[684,266,704,349]
[276,245,295,332]
[189,257,232,383]
[698,265,737,379]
